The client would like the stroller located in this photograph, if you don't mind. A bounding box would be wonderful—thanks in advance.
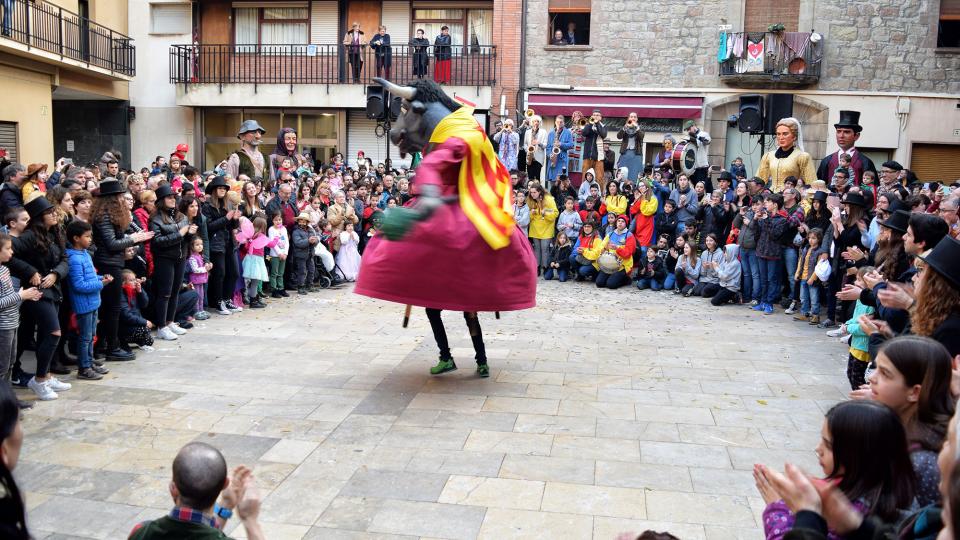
[312,236,347,289]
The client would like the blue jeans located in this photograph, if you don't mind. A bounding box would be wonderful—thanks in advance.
[758,257,781,305]
[663,272,676,290]
[2,0,12,35]
[740,248,761,302]
[800,281,821,316]
[782,247,799,300]
[636,277,663,290]
[76,310,97,369]
[596,270,628,289]
[576,264,597,281]
[544,267,569,282]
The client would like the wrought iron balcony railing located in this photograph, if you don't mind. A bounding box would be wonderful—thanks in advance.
[718,31,821,88]
[0,0,135,76]
[169,43,497,87]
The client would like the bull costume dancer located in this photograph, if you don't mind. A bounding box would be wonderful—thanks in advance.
[355,78,537,378]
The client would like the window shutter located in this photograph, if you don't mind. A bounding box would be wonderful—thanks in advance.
[911,144,960,182]
[381,1,410,45]
[547,0,590,12]
[347,111,409,168]
[150,3,191,35]
[310,1,338,43]
[942,0,960,20]
[0,122,18,163]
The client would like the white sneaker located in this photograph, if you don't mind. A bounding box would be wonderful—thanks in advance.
[784,301,797,315]
[826,327,846,338]
[225,300,243,313]
[47,377,72,392]
[28,377,58,401]
[217,301,232,315]
[158,326,179,341]
[167,323,187,336]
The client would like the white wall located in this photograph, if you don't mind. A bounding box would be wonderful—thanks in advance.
[128,0,196,169]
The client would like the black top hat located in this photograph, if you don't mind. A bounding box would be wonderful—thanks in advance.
[879,209,910,234]
[204,175,229,194]
[842,192,867,207]
[96,179,126,197]
[919,236,960,290]
[834,111,863,133]
[24,196,55,220]
[718,171,734,182]
[812,190,828,203]
[154,184,176,200]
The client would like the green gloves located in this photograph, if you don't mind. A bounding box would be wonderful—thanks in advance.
[380,207,422,240]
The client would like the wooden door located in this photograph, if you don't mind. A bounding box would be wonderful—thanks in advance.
[346,0,381,40]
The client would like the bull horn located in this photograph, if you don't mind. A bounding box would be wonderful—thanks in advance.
[373,77,417,101]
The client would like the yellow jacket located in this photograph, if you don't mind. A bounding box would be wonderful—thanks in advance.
[527,194,559,240]
[604,194,628,216]
[756,148,817,192]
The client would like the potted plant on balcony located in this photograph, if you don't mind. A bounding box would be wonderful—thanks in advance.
[767,23,785,34]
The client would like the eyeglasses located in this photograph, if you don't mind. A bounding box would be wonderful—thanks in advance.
[940,207,957,214]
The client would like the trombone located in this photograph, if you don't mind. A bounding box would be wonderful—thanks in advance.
[525,108,536,118]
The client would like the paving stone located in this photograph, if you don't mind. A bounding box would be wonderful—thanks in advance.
[340,469,449,502]
[368,499,486,539]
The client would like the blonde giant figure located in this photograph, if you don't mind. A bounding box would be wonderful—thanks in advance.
[755,117,817,193]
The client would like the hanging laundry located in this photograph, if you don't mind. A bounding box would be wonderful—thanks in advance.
[746,39,765,72]
[717,31,728,63]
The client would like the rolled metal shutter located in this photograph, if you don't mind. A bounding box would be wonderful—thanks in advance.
[347,111,409,169]
[911,143,960,183]
[310,0,338,43]
[0,122,18,163]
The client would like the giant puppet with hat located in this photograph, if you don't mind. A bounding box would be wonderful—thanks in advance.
[225,119,267,181]
[816,110,878,186]
[354,77,537,379]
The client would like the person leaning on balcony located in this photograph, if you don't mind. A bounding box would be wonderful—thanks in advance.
[433,25,452,84]
[410,29,430,79]
[226,120,267,182]
[755,117,817,193]
[371,25,391,80]
[342,22,365,84]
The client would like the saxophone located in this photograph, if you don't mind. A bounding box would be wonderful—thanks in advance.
[549,126,561,167]
[526,126,539,166]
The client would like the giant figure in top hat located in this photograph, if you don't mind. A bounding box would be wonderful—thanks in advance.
[816,110,877,186]
[354,77,537,378]
[225,120,267,181]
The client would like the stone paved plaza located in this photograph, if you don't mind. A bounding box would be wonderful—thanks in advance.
[18,281,850,539]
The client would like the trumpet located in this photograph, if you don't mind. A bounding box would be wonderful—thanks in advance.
[527,145,536,154]
[578,118,588,127]
[525,108,536,118]
[552,146,561,155]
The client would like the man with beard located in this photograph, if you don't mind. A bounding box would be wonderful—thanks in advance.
[226,120,267,181]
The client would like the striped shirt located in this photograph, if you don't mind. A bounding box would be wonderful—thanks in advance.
[0,265,21,330]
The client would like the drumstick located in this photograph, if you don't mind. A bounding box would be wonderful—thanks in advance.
[402,305,412,328]
[495,311,500,320]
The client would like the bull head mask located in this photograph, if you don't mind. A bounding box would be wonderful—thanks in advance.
[373,77,456,158]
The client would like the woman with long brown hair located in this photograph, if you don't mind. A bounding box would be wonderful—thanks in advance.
[823,191,870,328]
[91,180,153,360]
[913,237,960,356]
[239,180,265,220]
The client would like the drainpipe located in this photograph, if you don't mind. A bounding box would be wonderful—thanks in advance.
[516,0,527,121]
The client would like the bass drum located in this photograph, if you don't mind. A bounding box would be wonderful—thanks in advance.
[597,251,623,274]
[671,141,698,177]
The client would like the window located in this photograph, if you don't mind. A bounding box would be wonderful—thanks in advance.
[149,3,190,35]
[743,0,799,32]
[411,7,493,52]
[939,0,960,48]
[233,5,309,49]
[547,0,590,45]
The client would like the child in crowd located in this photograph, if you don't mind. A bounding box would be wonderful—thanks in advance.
[710,244,741,306]
[119,270,154,350]
[544,232,572,282]
[834,153,853,188]
[0,233,42,399]
[186,237,210,318]
[733,196,762,306]
[276,156,296,181]
[240,217,278,309]
[793,228,826,324]
[571,220,601,282]
[753,193,787,314]
[660,235,681,291]
[557,197,582,243]
[635,247,666,290]
[291,212,317,295]
[3,208,29,237]
[842,266,878,389]
[654,199,678,245]
[267,212,289,299]
[513,190,530,237]
[577,195,600,224]
[674,243,700,296]
[65,220,111,381]
[336,221,362,281]
[695,233,723,297]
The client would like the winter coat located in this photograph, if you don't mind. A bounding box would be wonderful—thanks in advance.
[133,207,155,274]
[845,299,877,354]
[149,210,189,260]
[12,229,69,302]
[548,242,572,270]
[66,247,103,315]
[528,195,559,240]
[291,227,312,260]
[514,204,530,236]
[92,214,136,269]
[733,209,759,250]
[718,244,742,291]
[638,255,666,281]
[201,202,238,254]
[654,211,678,242]
[120,285,150,327]
[757,212,787,260]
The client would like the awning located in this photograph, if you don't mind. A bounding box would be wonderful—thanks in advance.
[526,93,703,119]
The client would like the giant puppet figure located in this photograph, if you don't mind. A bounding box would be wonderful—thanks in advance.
[355,78,537,378]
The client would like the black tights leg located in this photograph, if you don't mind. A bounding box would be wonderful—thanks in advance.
[425,308,451,360]
[463,312,487,365]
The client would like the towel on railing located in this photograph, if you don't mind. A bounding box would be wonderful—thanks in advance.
[782,32,811,60]
[717,31,728,63]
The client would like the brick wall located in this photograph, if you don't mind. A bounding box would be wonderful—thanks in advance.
[522,0,960,94]
[493,0,522,124]
[744,0,800,32]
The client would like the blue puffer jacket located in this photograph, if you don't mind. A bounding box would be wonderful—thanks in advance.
[66,247,103,315]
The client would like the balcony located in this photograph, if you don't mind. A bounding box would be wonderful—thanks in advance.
[0,0,134,77]
[169,43,497,88]
[718,31,821,88]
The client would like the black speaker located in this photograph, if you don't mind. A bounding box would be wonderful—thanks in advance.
[765,94,795,135]
[388,95,402,121]
[738,94,764,133]
[365,85,386,120]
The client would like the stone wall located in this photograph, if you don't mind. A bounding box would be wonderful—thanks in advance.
[524,0,960,94]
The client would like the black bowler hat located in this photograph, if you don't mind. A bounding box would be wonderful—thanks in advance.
[834,110,863,133]
[718,171,733,182]
[96,179,126,197]
[204,175,229,194]
[919,236,960,289]
[154,184,176,200]
[812,191,828,203]
[879,209,910,234]
[24,196,55,220]
[842,192,867,207]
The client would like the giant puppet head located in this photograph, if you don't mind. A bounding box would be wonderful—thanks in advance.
[373,78,463,157]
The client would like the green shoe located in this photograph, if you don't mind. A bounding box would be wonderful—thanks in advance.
[477,364,490,378]
[430,358,457,375]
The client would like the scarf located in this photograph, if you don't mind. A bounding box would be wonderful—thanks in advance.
[273,127,298,158]
[429,107,515,249]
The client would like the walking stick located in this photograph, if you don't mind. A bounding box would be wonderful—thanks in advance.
[402,304,413,328]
